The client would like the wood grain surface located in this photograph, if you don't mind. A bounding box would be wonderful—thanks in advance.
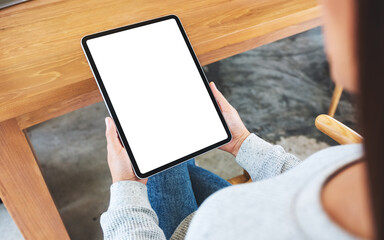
[0,0,321,129]
[0,119,70,240]
[328,84,343,117]
[315,114,363,145]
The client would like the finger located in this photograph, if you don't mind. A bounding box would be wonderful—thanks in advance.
[209,82,232,111]
[105,117,122,152]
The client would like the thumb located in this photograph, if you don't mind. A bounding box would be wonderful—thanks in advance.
[105,117,122,152]
[209,82,232,111]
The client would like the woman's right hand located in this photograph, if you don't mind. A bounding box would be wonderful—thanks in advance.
[209,82,250,157]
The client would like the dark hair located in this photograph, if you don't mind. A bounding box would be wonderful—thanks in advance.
[357,0,384,239]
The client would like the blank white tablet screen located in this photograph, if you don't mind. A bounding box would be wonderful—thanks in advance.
[86,18,228,174]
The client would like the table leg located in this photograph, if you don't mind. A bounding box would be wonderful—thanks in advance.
[0,119,69,240]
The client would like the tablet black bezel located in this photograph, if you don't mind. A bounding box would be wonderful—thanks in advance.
[81,15,232,178]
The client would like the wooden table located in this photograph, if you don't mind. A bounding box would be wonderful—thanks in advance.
[0,0,321,238]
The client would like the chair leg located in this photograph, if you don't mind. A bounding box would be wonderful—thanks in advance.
[328,84,343,117]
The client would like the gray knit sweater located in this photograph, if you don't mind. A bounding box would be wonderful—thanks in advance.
[100,133,362,239]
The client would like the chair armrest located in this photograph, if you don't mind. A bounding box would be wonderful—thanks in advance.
[228,170,251,185]
[315,114,363,145]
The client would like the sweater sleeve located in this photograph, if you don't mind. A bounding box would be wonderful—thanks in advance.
[236,133,302,181]
[100,181,166,240]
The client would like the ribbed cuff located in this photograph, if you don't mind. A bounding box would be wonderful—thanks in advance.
[236,133,272,162]
[235,133,275,175]
[108,181,151,211]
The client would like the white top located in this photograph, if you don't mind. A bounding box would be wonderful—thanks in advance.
[100,133,363,240]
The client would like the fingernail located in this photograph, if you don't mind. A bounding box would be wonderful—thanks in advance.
[105,118,110,130]
[211,82,217,90]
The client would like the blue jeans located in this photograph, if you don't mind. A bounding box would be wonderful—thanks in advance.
[147,159,230,239]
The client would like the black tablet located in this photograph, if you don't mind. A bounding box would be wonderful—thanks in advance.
[81,15,231,178]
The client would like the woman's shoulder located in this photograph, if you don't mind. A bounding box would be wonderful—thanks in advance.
[305,143,363,162]
[186,144,363,240]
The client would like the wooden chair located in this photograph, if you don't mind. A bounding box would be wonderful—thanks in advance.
[315,114,362,145]
[328,84,344,118]
[228,169,252,184]
[228,84,362,185]
[317,83,362,145]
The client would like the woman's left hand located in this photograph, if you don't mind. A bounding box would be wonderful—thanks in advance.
[105,117,147,184]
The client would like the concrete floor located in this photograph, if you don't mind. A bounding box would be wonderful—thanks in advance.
[0,27,357,239]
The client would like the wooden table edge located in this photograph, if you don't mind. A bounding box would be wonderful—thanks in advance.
[13,17,322,130]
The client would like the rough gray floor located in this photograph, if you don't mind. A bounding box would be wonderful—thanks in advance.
[0,27,357,240]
